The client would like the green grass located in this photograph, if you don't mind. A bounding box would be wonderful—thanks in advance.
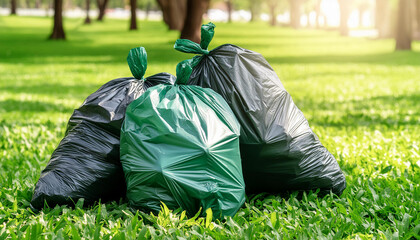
[1,15,419,239]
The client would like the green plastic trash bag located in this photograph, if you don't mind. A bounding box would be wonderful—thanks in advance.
[120,59,245,218]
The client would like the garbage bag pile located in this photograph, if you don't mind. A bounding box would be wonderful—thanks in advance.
[120,60,245,218]
[174,23,346,196]
[31,47,175,210]
[31,22,346,218]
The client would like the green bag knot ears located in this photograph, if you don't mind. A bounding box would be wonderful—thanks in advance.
[127,46,147,80]
[200,22,215,50]
[174,22,215,55]
[175,59,193,85]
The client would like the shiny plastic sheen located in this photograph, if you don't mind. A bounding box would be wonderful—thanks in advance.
[30,48,176,210]
[120,63,245,218]
[174,23,346,195]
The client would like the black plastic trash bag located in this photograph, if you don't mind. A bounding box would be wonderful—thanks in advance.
[31,47,176,210]
[174,23,346,195]
[120,60,246,218]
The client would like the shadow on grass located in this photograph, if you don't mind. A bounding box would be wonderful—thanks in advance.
[3,40,419,68]
[1,42,186,66]
[299,94,420,128]
[0,19,184,65]
[0,83,102,97]
[266,51,420,66]
[0,99,74,113]
[1,19,418,67]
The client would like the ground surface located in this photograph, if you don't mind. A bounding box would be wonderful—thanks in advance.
[0,16,419,239]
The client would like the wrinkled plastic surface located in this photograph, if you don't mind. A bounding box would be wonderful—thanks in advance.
[174,24,346,195]
[31,47,176,209]
[121,68,245,218]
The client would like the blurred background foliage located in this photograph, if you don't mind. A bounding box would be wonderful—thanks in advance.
[1,0,419,50]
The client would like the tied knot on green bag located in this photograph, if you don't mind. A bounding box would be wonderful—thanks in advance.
[175,59,193,85]
[174,22,215,60]
[127,46,147,80]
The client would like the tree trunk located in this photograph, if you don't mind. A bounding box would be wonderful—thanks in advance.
[315,0,321,28]
[358,3,369,27]
[84,0,91,24]
[249,0,255,21]
[129,0,137,30]
[249,0,260,22]
[49,0,65,40]
[338,0,351,36]
[10,0,16,15]
[270,6,276,26]
[156,0,186,30]
[180,0,209,43]
[395,0,412,50]
[289,0,302,28]
[145,2,151,20]
[226,0,232,22]
[415,0,420,32]
[96,0,109,21]
[375,0,391,38]
[45,0,50,16]
[267,0,277,26]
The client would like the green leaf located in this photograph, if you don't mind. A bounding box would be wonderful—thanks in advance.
[270,212,278,229]
[71,225,81,240]
[381,165,393,174]
[205,208,213,228]
[138,227,148,239]
[75,198,84,209]
[93,225,101,240]
[335,202,347,215]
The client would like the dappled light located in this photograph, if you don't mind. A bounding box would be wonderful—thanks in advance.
[0,0,419,239]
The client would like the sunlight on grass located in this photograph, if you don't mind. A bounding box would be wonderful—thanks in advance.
[0,16,419,239]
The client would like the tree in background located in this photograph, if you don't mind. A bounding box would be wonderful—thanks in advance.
[180,0,210,42]
[107,0,124,9]
[96,0,109,21]
[301,0,318,28]
[46,0,53,17]
[395,0,412,50]
[156,0,208,42]
[415,0,420,33]
[375,0,392,37]
[289,0,303,28]
[84,0,91,24]
[49,0,65,39]
[10,0,16,15]
[249,0,261,21]
[266,0,278,26]
[226,0,233,22]
[356,1,370,27]
[156,0,186,30]
[138,0,157,20]
[314,0,323,28]
[129,0,137,30]
[338,0,352,35]
[35,0,41,8]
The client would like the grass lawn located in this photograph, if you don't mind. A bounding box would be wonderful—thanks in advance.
[0,15,419,239]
